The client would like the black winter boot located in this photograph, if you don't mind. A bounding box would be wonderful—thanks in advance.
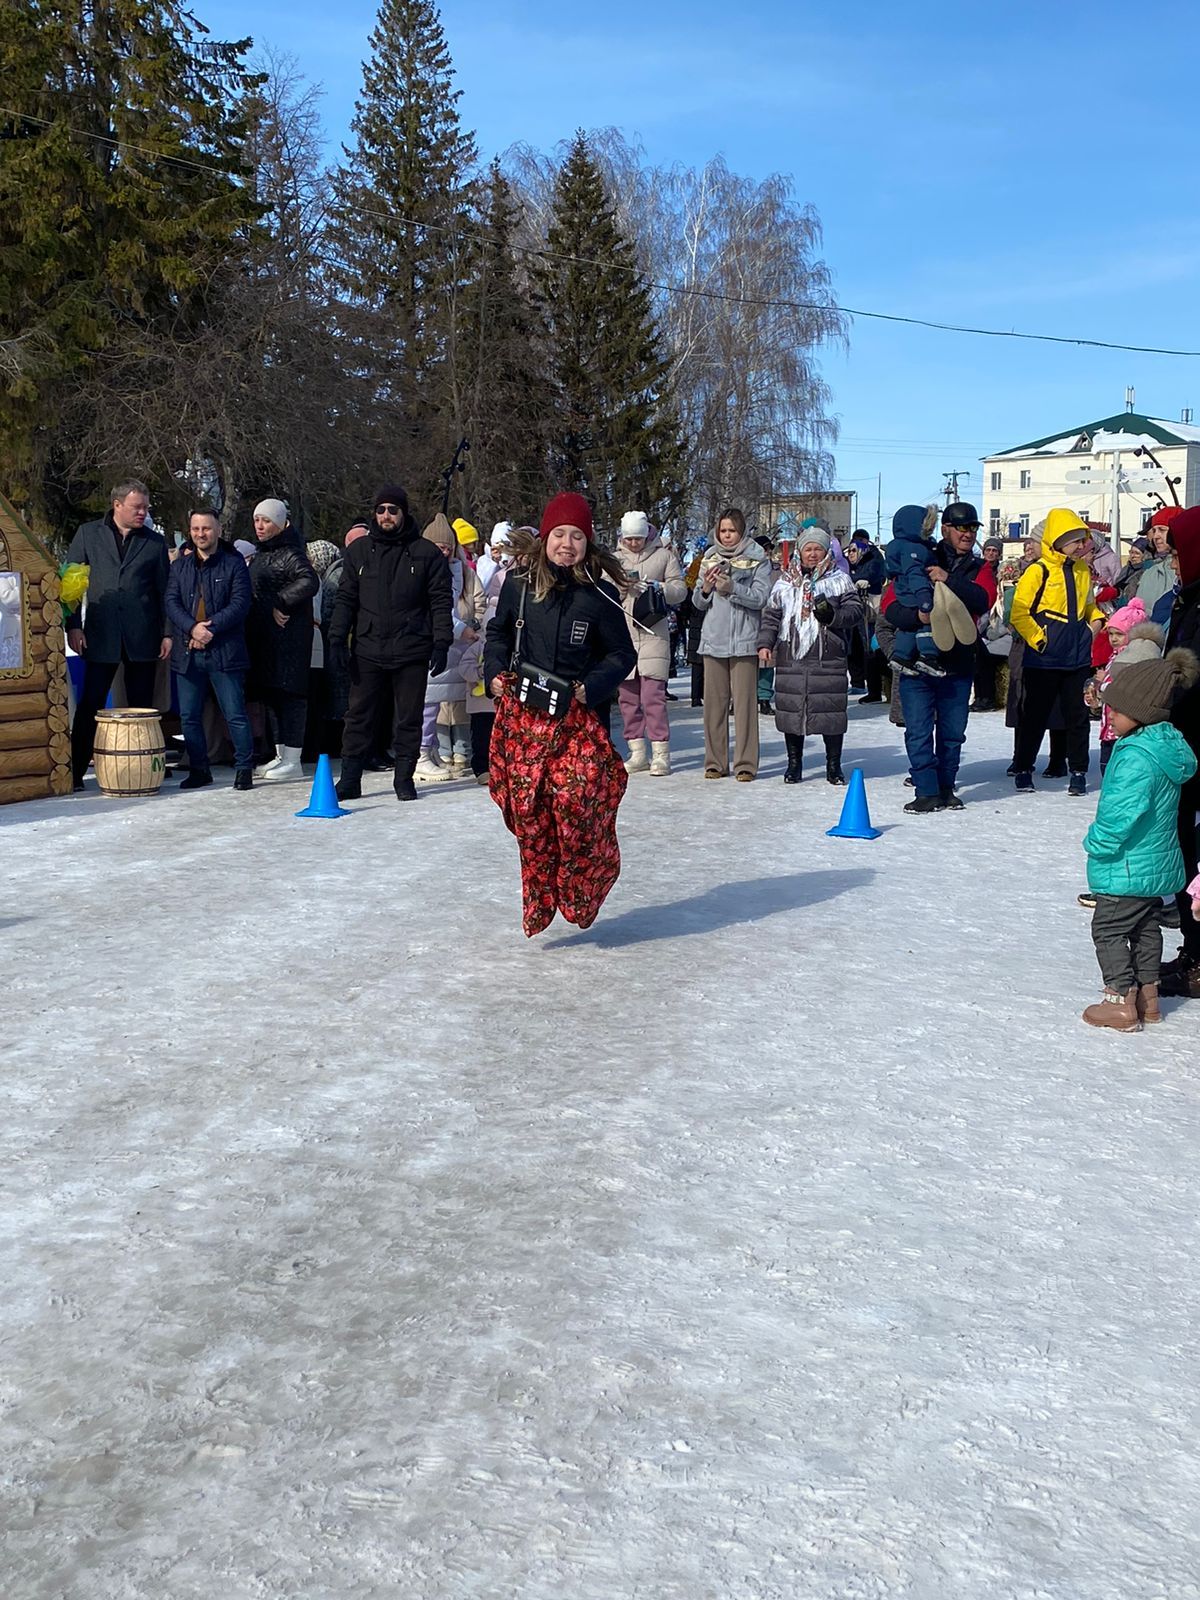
[783,734,804,783]
[336,758,364,801]
[904,793,946,814]
[394,764,419,801]
[824,735,846,786]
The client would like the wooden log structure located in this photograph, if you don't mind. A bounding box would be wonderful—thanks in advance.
[0,490,72,802]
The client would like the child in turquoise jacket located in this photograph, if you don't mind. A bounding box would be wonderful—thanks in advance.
[1083,648,1199,1030]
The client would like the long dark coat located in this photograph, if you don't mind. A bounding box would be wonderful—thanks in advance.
[757,581,863,737]
[64,516,169,663]
[247,527,318,696]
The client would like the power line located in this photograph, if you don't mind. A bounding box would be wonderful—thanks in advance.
[7,105,1200,360]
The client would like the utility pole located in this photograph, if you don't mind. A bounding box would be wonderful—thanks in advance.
[876,473,882,540]
[1110,450,1121,554]
[943,470,968,505]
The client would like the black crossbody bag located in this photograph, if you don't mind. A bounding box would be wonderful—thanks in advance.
[511,582,573,719]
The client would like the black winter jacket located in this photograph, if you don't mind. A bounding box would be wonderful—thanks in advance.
[65,515,169,663]
[1168,578,1200,756]
[328,516,453,669]
[883,539,992,676]
[484,571,637,708]
[247,527,318,696]
[850,547,886,596]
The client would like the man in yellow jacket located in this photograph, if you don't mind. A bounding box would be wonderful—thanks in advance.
[1010,508,1105,794]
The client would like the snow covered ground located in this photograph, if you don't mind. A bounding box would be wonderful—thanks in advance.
[3,691,1199,1600]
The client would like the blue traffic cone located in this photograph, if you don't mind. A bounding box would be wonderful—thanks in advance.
[295,753,352,819]
[826,767,881,840]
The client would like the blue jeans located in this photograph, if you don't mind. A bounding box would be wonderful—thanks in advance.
[175,656,253,773]
[898,671,972,798]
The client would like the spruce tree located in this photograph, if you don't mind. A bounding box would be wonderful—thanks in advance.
[0,0,261,528]
[454,162,550,522]
[326,0,477,499]
[535,132,684,534]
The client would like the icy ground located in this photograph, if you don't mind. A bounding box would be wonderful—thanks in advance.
[3,691,1200,1600]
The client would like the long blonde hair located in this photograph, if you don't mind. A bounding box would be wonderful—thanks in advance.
[526,537,632,603]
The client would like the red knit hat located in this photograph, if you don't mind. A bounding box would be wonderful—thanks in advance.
[539,492,593,541]
[1149,505,1183,527]
[1167,504,1200,588]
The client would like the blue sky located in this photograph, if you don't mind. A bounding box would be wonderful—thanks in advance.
[207,0,1200,528]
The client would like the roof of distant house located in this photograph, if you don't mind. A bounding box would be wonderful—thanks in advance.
[989,412,1200,461]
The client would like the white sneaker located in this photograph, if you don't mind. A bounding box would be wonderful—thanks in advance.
[649,740,671,776]
[624,738,650,774]
[254,752,283,779]
[256,745,303,782]
[415,750,451,783]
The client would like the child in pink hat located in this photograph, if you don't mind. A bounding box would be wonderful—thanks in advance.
[1087,596,1165,775]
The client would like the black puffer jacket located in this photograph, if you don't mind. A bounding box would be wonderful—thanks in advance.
[757,578,863,736]
[248,527,318,695]
[484,571,637,709]
[328,515,453,668]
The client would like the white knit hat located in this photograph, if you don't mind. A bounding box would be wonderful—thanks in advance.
[253,497,289,529]
[489,520,513,548]
[620,510,650,539]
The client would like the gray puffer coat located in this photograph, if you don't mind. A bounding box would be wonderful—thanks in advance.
[757,571,863,737]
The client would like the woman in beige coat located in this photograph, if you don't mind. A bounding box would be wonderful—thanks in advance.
[615,512,687,774]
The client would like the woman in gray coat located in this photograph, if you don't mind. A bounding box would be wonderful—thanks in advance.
[693,508,772,780]
[757,527,863,784]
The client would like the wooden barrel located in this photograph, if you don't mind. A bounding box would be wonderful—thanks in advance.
[93,708,166,797]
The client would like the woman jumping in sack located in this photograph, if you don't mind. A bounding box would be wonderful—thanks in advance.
[485,493,637,938]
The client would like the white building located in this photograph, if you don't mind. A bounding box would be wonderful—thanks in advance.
[980,410,1200,552]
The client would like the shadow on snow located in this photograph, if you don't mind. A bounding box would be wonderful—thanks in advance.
[544,867,876,950]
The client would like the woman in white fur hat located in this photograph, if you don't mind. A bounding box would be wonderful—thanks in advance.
[247,497,318,781]
[615,510,686,775]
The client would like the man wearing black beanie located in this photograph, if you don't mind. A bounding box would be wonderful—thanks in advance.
[328,483,453,801]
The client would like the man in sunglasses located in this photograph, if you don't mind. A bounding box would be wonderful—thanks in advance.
[882,500,997,812]
[328,483,453,802]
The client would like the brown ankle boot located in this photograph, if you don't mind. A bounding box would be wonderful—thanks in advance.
[1136,983,1161,1024]
[1083,989,1142,1032]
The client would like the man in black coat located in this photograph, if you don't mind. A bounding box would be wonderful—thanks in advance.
[1161,507,1200,995]
[65,478,171,790]
[328,483,453,802]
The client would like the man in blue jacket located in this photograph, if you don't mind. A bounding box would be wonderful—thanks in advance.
[165,509,254,790]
